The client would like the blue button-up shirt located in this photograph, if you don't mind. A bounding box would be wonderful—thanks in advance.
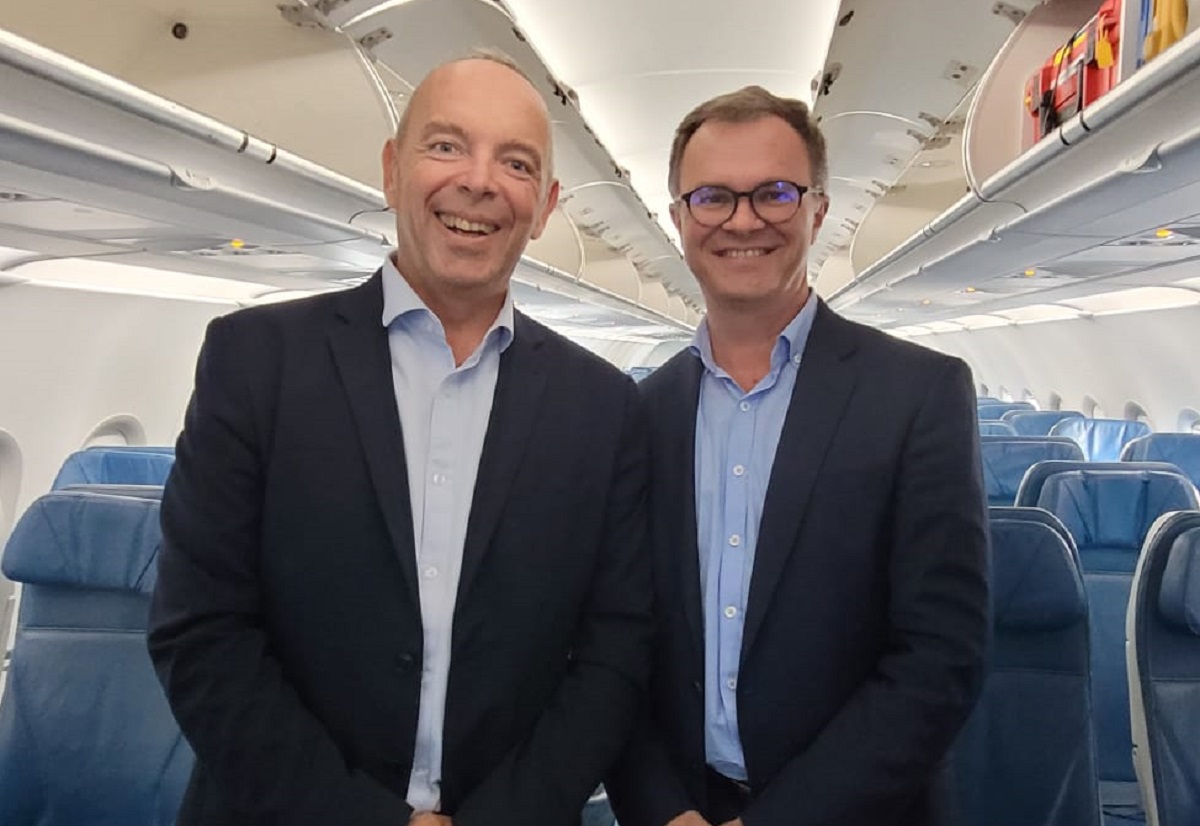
[381,257,514,811]
[692,294,818,780]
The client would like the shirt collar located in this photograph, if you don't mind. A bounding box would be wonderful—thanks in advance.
[689,289,819,377]
[380,254,515,353]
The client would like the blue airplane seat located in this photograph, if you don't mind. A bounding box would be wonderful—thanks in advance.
[0,490,193,826]
[950,507,1101,826]
[980,421,1017,436]
[1035,469,1200,817]
[980,437,1084,506]
[51,448,174,489]
[1121,433,1200,490]
[1004,410,1085,436]
[978,402,1036,420]
[1050,418,1153,462]
[1127,511,1200,826]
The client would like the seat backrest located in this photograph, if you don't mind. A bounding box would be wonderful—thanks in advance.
[979,402,1036,420]
[85,445,176,456]
[980,438,1085,506]
[1004,410,1085,436]
[1015,461,1186,508]
[0,490,193,826]
[1128,511,1200,826]
[1121,433,1200,490]
[980,421,1017,437]
[51,448,174,489]
[951,507,1100,826]
[1050,418,1153,461]
[1036,470,1200,797]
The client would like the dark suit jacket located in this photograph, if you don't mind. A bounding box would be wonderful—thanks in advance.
[607,300,989,826]
[148,272,653,826]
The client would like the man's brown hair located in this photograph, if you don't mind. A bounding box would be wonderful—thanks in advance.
[668,85,828,197]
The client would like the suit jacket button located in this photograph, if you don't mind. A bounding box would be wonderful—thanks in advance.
[396,653,416,672]
[386,758,404,774]
[692,680,702,695]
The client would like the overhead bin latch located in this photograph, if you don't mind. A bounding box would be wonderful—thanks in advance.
[991,2,1029,25]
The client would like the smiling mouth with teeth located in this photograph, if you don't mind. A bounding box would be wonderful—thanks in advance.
[719,248,770,258]
[437,212,500,236]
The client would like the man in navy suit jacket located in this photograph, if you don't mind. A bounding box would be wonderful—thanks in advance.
[607,86,989,826]
[149,52,652,826]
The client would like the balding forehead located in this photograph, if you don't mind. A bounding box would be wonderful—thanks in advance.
[397,57,551,138]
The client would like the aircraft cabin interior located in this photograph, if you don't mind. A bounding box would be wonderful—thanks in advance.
[2,0,1200,824]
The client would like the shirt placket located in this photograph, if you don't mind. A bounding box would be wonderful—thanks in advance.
[716,387,753,737]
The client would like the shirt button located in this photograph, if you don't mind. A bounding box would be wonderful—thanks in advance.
[726,677,737,691]
[732,465,745,477]
[729,534,741,547]
[724,605,738,619]
[424,566,439,579]
[739,401,751,412]
[792,354,802,365]
[432,473,446,486]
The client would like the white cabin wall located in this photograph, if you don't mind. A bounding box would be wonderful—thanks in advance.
[918,305,1200,430]
[0,284,226,515]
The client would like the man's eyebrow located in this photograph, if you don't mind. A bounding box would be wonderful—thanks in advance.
[418,121,469,142]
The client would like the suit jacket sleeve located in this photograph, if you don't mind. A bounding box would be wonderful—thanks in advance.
[743,356,989,826]
[147,314,413,824]
[604,696,697,826]
[453,378,655,826]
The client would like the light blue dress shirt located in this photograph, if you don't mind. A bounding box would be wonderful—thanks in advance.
[380,257,514,811]
[692,294,818,781]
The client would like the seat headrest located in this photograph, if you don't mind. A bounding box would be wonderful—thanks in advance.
[978,402,1035,420]
[1002,410,1084,436]
[1,491,161,593]
[991,516,1086,631]
[1049,418,1152,461]
[51,448,174,489]
[1160,528,1200,634]
[1038,470,1200,552]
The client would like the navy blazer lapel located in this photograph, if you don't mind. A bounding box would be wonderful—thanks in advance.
[741,302,861,665]
[653,352,706,663]
[456,310,548,604]
[328,271,420,605]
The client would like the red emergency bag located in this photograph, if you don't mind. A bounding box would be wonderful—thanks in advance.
[1025,0,1121,144]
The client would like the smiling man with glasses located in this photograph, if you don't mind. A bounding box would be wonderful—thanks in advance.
[607,86,990,826]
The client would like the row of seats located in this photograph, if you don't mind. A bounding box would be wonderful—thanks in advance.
[979,412,1154,462]
[975,455,1199,824]
[954,505,1200,826]
[981,435,1200,508]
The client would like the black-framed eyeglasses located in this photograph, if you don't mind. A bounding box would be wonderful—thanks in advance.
[676,180,820,227]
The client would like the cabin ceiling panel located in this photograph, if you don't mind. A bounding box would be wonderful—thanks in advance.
[498,0,841,259]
